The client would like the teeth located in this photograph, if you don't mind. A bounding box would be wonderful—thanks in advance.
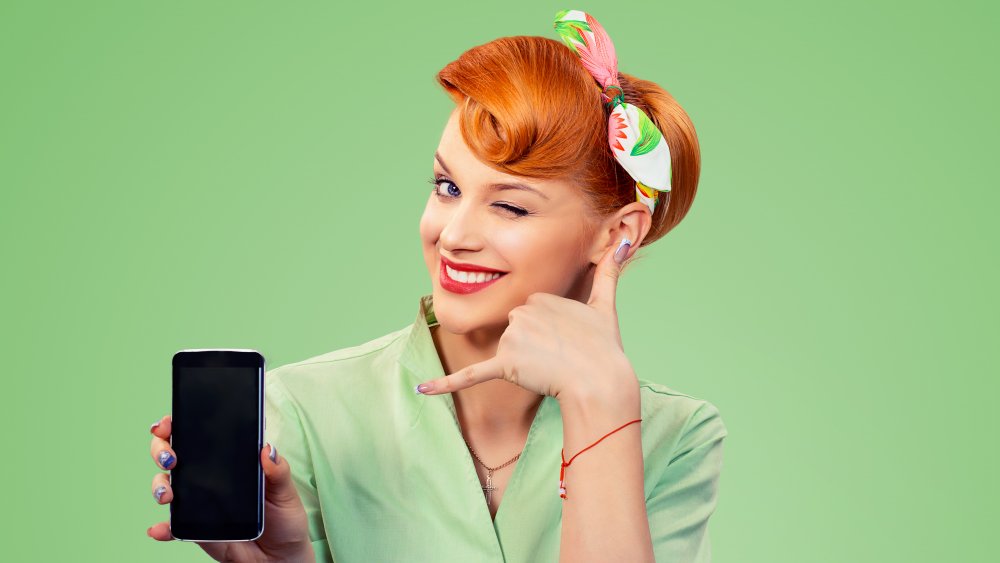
[446,265,504,283]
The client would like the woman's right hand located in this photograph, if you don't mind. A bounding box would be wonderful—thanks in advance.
[147,414,316,562]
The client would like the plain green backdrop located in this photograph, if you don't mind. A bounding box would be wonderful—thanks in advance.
[1,0,995,561]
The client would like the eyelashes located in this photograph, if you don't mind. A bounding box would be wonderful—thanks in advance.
[426,176,532,218]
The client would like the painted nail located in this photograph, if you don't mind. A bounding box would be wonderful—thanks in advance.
[614,237,632,266]
[150,421,161,433]
[416,382,434,394]
[268,442,278,464]
[153,485,167,502]
[158,450,176,469]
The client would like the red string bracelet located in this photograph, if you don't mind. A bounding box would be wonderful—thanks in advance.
[559,418,642,500]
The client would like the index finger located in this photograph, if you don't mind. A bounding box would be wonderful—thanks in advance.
[149,414,175,470]
[415,355,504,395]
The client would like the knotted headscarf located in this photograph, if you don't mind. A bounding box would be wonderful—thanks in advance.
[553,9,672,215]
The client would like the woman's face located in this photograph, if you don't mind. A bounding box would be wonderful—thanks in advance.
[420,108,601,335]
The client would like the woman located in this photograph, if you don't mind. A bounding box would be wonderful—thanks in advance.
[146,10,727,563]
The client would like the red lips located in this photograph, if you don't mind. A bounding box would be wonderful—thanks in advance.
[440,256,508,274]
[439,257,508,295]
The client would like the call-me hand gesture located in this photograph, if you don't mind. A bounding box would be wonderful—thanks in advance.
[416,239,637,403]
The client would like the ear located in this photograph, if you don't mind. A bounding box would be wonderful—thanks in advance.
[588,202,653,266]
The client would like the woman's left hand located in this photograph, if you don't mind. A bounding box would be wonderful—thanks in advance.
[415,240,637,403]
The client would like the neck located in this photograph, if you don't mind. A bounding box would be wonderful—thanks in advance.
[429,324,544,433]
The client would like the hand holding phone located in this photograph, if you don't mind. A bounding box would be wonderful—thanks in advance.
[147,418,314,560]
[146,349,315,562]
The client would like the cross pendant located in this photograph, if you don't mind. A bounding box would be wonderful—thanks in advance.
[482,469,497,506]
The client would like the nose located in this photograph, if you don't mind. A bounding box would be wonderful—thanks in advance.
[438,199,487,252]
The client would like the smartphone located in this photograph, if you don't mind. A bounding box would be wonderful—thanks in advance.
[170,349,266,542]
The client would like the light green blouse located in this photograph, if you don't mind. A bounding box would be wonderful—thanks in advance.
[264,293,728,562]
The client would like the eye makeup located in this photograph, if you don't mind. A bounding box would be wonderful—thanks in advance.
[426,176,533,218]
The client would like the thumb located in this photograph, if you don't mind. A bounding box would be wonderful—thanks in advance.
[261,443,300,506]
[588,237,630,310]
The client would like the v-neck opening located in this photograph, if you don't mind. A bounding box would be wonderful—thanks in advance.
[443,390,553,546]
[412,293,558,558]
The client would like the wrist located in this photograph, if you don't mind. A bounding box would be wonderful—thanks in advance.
[556,362,640,417]
[558,374,641,456]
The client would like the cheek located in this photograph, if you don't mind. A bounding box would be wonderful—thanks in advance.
[418,201,441,245]
[419,203,444,269]
[490,227,535,264]
[492,223,578,277]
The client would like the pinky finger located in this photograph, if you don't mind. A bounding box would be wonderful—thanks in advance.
[147,522,174,541]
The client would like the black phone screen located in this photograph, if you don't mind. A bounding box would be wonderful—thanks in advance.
[170,350,265,541]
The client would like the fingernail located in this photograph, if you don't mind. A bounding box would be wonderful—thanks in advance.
[158,450,176,469]
[153,485,167,502]
[268,442,278,464]
[614,237,631,266]
[150,421,161,433]
[416,382,434,394]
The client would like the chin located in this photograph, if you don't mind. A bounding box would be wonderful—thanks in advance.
[432,290,510,334]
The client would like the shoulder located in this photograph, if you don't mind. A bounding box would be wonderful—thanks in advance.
[265,324,412,403]
[636,378,728,467]
[638,381,729,553]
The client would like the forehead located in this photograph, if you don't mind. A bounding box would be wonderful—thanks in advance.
[435,108,581,202]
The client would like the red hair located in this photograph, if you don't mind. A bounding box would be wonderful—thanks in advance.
[435,35,701,249]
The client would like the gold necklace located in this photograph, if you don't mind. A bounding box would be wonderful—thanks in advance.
[463,437,522,507]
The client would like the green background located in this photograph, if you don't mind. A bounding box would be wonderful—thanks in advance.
[2,0,995,561]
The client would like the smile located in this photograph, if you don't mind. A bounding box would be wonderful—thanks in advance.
[446,264,503,283]
[439,260,508,294]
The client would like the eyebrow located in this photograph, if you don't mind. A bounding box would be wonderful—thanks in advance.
[435,151,551,201]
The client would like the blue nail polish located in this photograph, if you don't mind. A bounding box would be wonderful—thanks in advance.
[158,450,175,469]
[268,442,278,464]
[153,485,167,502]
[614,237,632,265]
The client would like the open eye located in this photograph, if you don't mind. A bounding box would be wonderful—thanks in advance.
[427,176,531,218]
[429,177,461,198]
